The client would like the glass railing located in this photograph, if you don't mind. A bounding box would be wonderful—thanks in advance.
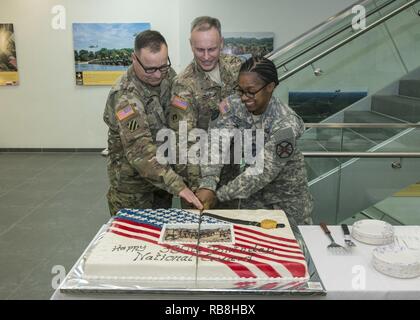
[300,124,420,224]
[342,182,420,225]
[268,0,420,122]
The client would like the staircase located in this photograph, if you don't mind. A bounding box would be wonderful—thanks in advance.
[267,0,420,224]
[303,74,420,179]
[300,69,420,224]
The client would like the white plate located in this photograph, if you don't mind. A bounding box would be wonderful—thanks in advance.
[352,219,394,238]
[351,219,394,245]
[372,245,420,279]
[352,231,394,245]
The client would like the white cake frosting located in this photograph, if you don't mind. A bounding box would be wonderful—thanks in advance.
[83,209,309,282]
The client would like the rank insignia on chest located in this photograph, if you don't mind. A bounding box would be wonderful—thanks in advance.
[171,96,188,110]
[127,119,139,132]
[116,104,135,121]
[276,141,294,158]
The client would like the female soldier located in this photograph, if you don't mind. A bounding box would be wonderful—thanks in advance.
[196,56,313,225]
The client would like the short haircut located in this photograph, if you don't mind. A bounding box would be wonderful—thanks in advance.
[134,30,167,53]
[240,56,279,86]
[190,16,222,36]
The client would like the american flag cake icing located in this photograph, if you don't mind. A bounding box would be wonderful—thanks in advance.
[83,208,309,281]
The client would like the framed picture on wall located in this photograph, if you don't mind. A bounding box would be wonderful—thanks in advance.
[222,32,274,61]
[0,23,19,86]
[72,22,150,86]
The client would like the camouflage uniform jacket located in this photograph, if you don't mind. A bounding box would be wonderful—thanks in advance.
[200,95,313,222]
[103,66,186,196]
[167,54,242,190]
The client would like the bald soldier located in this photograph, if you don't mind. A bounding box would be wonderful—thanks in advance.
[167,16,242,205]
[103,30,203,215]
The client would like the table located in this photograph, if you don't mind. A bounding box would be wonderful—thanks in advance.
[300,226,420,299]
[51,225,420,300]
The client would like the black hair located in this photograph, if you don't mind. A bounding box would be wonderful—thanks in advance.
[239,56,279,86]
[134,30,167,53]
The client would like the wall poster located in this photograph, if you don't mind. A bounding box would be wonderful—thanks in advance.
[73,23,150,86]
[222,32,274,61]
[0,23,19,86]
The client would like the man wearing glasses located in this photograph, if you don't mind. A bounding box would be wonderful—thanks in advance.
[167,16,242,208]
[103,30,203,215]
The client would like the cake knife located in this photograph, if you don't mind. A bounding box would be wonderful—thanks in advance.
[195,208,204,280]
[202,211,285,228]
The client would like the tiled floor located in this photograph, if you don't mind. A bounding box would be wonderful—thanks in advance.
[0,153,110,299]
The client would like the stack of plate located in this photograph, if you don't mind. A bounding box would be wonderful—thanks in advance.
[372,245,420,279]
[351,219,394,245]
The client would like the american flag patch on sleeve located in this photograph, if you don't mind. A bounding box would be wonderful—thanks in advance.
[116,105,135,121]
[218,98,229,114]
[171,96,188,111]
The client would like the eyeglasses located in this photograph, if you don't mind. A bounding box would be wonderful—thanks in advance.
[235,82,270,99]
[134,54,171,74]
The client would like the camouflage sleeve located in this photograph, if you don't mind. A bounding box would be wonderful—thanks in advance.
[167,78,196,130]
[216,124,299,202]
[284,104,305,139]
[166,79,199,188]
[107,92,186,195]
[199,98,236,191]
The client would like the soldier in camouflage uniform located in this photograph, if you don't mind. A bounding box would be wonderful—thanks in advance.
[167,17,242,207]
[197,57,314,225]
[103,30,203,215]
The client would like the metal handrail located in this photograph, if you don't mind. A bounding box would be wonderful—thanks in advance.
[276,0,419,82]
[303,152,420,158]
[268,0,398,67]
[302,123,420,157]
[267,0,369,61]
[305,123,420,128]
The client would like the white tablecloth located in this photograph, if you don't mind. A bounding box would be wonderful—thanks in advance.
[299,226,420,299]
[51,225,420,300]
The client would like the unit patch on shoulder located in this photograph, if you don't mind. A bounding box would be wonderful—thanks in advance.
[116,104,135,121]
[127,119,140,132]
[171,96,188,111]
[276,141,294,159]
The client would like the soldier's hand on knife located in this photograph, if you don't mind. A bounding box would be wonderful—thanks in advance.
[195,188,217,210]
[179,187,204,210]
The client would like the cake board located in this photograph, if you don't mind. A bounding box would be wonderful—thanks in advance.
[58,210,326,298]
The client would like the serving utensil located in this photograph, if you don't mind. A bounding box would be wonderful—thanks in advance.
[320,222,348,254]
[341,224,356,247]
